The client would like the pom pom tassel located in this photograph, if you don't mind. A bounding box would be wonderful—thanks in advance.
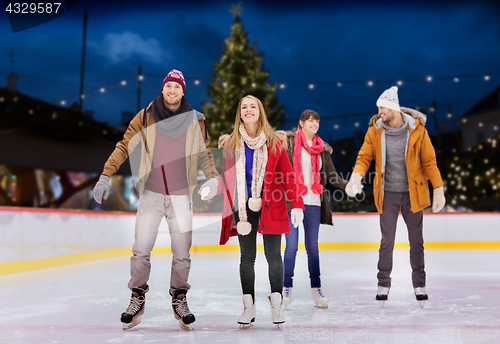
[248,197,262,212]
[237,221,252,235]
[311,183,323,194]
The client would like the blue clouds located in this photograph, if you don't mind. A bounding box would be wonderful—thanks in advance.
[96,31,171,65]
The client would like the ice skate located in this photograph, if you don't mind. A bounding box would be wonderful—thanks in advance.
[121,290,145,330]
[282,287,292,309]
[172,293,196,330]
[311,287,329,308]
[376,286,389,307]
[237,294,255,328]
[269,292,285,328]
[414,287,428,307]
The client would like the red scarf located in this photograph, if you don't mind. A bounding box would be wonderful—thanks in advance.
[293,129,324,196]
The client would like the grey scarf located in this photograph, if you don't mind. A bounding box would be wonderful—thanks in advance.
[382,112,408,136]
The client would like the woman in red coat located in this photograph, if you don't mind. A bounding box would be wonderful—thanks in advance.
[217,95,304,327]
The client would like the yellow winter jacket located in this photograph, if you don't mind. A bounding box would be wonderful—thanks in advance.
[352,107,443,213]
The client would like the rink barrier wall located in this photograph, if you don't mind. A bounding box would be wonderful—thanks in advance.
[1,207,499,275]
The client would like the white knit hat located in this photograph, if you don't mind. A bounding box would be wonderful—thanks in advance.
[376,86,400,111]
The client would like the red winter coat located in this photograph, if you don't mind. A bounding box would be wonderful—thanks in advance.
[217,137,305,245]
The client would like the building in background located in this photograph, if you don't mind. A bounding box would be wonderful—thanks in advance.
[461,85,500,151]
[0,74,134,211]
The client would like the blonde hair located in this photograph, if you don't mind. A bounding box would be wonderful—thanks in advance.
[221,95,285,154]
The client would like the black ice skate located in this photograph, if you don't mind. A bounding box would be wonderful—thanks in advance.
[172,292,196,330]
[121,290,145,330]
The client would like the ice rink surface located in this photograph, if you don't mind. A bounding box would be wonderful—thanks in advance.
[1,248,500,344]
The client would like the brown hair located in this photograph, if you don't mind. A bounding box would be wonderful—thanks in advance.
[221,95,285,154]
[298,109,320,129]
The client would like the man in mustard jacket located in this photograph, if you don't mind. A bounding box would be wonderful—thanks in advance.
[346,86,446,302]
[93,69,218,330]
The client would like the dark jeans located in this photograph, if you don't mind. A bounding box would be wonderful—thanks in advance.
[237,206,284,298]
[378,191,425,288]
[283,205,322,288]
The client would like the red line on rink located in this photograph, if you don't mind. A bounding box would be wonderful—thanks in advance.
[1,324,500,331]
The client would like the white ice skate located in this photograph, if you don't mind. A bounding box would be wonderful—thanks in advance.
[282,287,292,309]
[376,286,389,307]
[414,287,428,308]
[269,292,285,328]
[237,294,255,328]
[311,287,329,308]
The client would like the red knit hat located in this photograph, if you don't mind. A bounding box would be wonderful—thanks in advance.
[162,69,186,94]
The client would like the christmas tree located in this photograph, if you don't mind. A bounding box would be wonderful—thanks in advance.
[202,2,285,146]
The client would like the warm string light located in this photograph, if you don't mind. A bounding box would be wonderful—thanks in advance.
[275,72,495,90]
[52,71,496,108]
[326,99,476,130]
[58,75,135,107]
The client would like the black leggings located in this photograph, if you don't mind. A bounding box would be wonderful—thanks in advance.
[237,206,284,298]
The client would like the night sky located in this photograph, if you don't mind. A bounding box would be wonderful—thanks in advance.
[1,0,499,142]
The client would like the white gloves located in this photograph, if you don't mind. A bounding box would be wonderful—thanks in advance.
[432,186,446,212]
[345,173,363,197]
[291,208,304,228]
[199,177,218,201]
[93,175,110,204]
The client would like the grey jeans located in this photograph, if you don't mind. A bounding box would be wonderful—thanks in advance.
[128,190,193,296]
[377,191,425,288]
